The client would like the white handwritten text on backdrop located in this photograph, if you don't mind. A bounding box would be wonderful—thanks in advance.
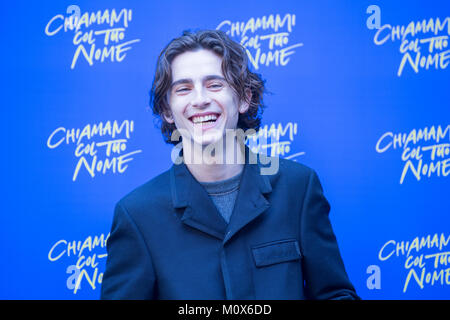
[47,120,142,181]
[48,233,109,294]
[376,124,450,184]
[379,233,450,292]
[373,17,450,76]
[45,8,140,69]
[217,13,303,70]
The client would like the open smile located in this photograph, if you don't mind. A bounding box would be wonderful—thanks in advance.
[188,112,222,131]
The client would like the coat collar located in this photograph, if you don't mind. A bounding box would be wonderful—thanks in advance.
[170,145,273,245]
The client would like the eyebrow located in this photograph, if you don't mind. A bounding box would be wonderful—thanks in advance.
[170,75,227,90]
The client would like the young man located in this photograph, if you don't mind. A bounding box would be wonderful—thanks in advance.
[101,30,359,300]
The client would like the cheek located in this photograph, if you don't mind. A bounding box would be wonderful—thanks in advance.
[229,99,242,120]
[223,104,241,128]
[218,90,240,114]
[168,97,189,118]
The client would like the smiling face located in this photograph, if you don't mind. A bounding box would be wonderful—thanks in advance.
[165,49,249,147]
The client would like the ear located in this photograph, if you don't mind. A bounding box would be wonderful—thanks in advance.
[239,88,252,114]
[164,92,175,123]
[163,111,174,124]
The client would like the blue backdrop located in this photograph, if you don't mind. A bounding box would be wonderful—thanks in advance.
[1,0,449,299]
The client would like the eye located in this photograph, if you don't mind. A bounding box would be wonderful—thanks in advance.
[175,87,191,94]
[207,82,224,91]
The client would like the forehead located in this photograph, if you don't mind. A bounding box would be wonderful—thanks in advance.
[171,49,224,81]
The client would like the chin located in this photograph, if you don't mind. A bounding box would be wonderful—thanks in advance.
[193,133,222,147]
[188,126,222,146]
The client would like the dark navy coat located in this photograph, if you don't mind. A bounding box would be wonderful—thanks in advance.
[101,149,359,300]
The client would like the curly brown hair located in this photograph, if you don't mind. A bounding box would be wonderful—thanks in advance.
[149,29,266,145]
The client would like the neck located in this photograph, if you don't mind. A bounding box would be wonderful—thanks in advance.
[181,137,246,182]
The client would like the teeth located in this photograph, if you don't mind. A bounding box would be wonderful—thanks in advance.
[191,114,218,123]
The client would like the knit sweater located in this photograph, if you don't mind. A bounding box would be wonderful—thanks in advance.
[198,170,243,223]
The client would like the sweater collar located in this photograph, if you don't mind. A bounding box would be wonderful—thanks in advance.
[170,145,274,244]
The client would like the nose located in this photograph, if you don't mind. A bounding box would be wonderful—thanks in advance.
[191,87,211,108]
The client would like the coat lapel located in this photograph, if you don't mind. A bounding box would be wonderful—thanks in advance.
[223,152,272,245]
[170,146,273,243]
[171,157,228,240]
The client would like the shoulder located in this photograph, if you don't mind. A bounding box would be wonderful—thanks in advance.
[258,153,317,190]
[279,157,315,178]
[116,167,172,218]
[280,158,321,195]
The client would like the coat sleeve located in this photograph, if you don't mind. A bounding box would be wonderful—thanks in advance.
[101,202,156,300]
[299,169,360,300]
